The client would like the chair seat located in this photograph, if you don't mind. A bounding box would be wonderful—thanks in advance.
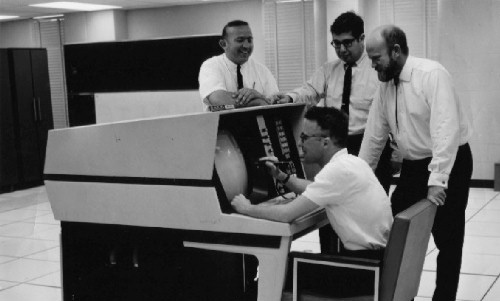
[289,199,437,301]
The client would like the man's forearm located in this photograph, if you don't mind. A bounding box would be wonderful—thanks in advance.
[276,173,311,194]
[246,98,271,107]
[206,90,237,106]
[240,203,294,223]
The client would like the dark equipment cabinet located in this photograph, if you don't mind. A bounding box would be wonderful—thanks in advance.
[64,35,223,126]
[0,48,53,190]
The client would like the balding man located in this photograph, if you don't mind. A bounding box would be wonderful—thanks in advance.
[359,25,473,301]
[199,20,278,111]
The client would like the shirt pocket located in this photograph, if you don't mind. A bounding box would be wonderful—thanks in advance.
[351,95,373,111]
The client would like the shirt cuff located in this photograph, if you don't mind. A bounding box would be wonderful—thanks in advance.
[428,172,449,188]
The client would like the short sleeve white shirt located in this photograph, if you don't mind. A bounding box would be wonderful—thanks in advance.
[198,54,279,110]
[302,148,393,251]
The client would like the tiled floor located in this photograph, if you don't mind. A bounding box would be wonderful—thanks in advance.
[0,186,499,300]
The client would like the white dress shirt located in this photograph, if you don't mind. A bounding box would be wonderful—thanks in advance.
[302,148,393,251]
[359,56,473,188]
[287,52,379,135]
[198,54,279,110]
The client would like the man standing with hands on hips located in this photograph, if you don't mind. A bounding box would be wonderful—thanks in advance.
[199,20,279,111]
[359,25,473,301]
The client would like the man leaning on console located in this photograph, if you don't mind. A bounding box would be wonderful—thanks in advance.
[200,10,472,301]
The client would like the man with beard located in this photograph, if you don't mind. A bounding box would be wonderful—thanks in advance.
[272,11,393,254]
[199,20,279,111]
[359,25,473,301]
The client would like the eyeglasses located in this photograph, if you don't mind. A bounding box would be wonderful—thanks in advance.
[330,38,356,49]
[300,133,327,143]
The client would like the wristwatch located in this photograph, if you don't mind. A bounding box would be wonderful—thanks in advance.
[278,173,291,184]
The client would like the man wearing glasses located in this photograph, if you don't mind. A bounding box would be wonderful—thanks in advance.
[272,11,393,254]
[231,106,392,256]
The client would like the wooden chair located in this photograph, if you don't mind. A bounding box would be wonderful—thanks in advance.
[287,199,437,301]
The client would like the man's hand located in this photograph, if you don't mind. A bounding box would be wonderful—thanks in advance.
[231,194,252,213]
[232,88,264,107]
[270,93,292,104]
[259,156,284,179]
[427,186,446,206]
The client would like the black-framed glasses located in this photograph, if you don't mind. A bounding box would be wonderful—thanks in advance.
[300,133,327,143]
[330,38,356,49]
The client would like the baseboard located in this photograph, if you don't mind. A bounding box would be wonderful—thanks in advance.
[470,179,494,188]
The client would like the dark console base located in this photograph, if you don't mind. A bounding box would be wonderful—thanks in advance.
[61,222,261,301]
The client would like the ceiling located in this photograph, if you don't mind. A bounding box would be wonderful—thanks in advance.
[0,0,242,21]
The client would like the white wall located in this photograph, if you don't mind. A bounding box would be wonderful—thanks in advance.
[0,19,40,48]
[125,0,265,63]
[438,0,500,181]
[64,10,127,43]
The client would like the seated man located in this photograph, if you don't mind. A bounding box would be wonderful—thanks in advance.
[231,106,392,254]
[199,20,279,111]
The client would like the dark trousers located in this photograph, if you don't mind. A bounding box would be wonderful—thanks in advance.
[319,133,393,254]
[391,143,473,301]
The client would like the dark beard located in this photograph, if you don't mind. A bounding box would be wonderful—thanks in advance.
[378,59,398,82]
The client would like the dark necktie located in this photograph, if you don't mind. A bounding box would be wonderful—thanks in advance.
[237,64,243,89]
[394,77,400,131]
[341,64,352,115]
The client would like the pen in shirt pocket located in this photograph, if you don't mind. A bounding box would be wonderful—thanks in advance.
[253,82,255,89]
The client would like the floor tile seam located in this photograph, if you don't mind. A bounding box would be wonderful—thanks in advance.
[480,274,500,301]
[0,256,22,265]
[21,245,60,256]
[0,280,23,292]
[24,271,62,288]
[23,281,61,290]
[0,201,45,208]
[0,246,59,258]
[466,204,496,223]
[0,207,45,212]
[424,268,500,277]
[426,247,437,255]
[0,235,59,243]
[0,213,54,222]
[0,221,60,229]
[23,248,61,262]
[15,247,60,260]
[3,255,61,266]
[464,234,500,238]
[471,217,500,222]
[459,271,499,277]
[462,250,500,257]
[17,219,60,225]
[0,232,60,241]
[24,257,60,263]
[0,220,21,226]
[464,234,500,240]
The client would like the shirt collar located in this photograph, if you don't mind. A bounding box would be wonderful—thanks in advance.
[398,55,414,83]
[331,148,349,162]
[355,52,368,67]
[223,53,249,69]
[345,52,367,69]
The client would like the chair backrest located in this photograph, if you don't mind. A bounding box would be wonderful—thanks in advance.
[379,199,437,301]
